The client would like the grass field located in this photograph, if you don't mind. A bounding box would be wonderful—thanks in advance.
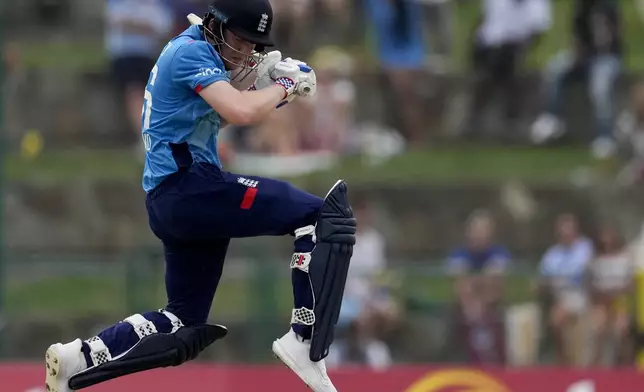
[5,145,599,185]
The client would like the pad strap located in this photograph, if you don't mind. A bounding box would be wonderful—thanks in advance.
[295,225,316,241]
[161,310,184,333]
[291,307,316,326]
[85,336,112,367]
[124,313,158,339]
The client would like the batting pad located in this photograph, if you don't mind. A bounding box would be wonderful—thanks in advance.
[309,180,356,362]
[68,324,227,390]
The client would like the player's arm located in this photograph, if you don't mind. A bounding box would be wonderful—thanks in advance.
[199,81,285,126]
[173,42,298,126]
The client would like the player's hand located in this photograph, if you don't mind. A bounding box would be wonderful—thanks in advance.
[249,50,282,91]
[271,60,300,98]
[283,58,317,98]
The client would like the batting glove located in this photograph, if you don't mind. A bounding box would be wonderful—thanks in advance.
[282,58,317,97]
[248,50,282,91]
[271,60,300,99]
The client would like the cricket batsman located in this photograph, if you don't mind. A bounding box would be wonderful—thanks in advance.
[44,0,356,391]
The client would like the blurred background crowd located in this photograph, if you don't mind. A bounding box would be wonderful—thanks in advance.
[3,0,644,372]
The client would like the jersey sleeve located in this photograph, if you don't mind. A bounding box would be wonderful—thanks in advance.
[171,41,229,92]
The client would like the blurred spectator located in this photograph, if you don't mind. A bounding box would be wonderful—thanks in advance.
[465,0,551,139]
[530,0,622,159]
[171,0,209,36]
[536,213,593,365]
[3,41,28,144]
[588,223,634,366]
[296,46,356,153]
[34,0,71,31]
[447,209,509,364]
[271,0,350,56]
[366,0,428,147]
[227,46,356,168]
[246,103,302,155]
[614,80,644,186]
[329,200,400,370]
[106,0,174,152]
[271,0,313,55]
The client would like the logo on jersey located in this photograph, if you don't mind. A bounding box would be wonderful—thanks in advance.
[196,68,223,77]
[237,177,258,188]
[257,13,268,32]
[142,133,152,152]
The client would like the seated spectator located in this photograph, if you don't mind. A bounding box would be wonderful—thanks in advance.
[537,213,593,365]
[588,223,634,366]
[227,47,356,166]
[447,209,509,364]
[329,200,400,370]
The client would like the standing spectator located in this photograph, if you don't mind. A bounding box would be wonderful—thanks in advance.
[170,0,209,36]
[3,41,27,144]
[537,213,594,365]
[465,0,551,139]
[296,46,356,153]
[329,200,400,370]
[530,0,622,159]
[588,224,634,366]
[447,209,510,365]
[366,0,428,147]
[106,0,174,152]
[271,0,313,56]
[613,80,644,186]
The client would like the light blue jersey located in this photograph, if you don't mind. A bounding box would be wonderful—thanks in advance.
[141,25,230,193]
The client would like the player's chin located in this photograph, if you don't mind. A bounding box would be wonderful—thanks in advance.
[222,59,239,71]
[224,56,246,70]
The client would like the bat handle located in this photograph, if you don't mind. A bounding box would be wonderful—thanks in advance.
[299,83,311,96]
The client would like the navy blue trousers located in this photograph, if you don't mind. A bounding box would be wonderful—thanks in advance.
[84,162,323,365]
[147,162,322,325]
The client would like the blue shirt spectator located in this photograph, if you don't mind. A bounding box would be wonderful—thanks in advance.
[447,245,511,275]
[540,235,593,289]
[106,0,174,59]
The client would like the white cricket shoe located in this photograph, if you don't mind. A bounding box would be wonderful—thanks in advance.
[272,329,337,392]
[45,339,87,392]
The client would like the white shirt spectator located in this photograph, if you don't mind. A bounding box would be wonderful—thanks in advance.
[589,250,633,292]
[344,227,387,303]
[478,0,552,46]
